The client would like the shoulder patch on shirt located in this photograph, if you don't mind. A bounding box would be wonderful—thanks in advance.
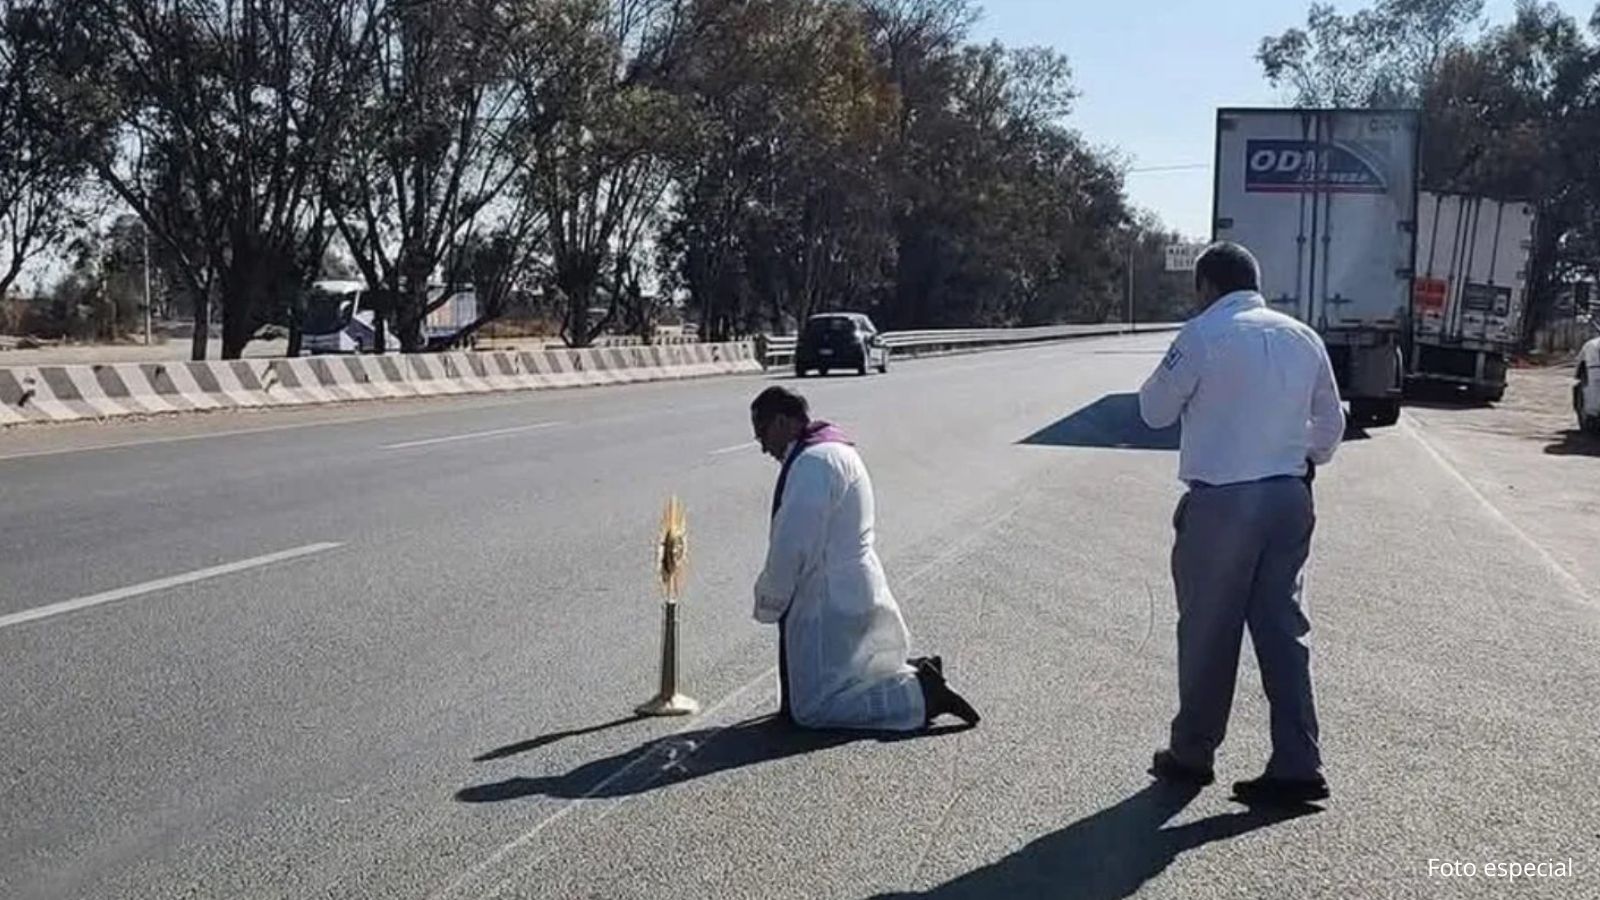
[1161,345,1184,371]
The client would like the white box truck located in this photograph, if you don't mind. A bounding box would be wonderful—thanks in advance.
[1213,108,1419,427]
[297,281,479,354]
[1410,191,1535,402]
[421,285,480,351]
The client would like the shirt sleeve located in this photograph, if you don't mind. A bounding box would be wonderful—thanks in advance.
[753,453,840,624]
[1307,338,1345,465]
[1139,327,1202,429]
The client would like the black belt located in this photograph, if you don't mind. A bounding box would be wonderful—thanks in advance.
[1189,472,1307,490]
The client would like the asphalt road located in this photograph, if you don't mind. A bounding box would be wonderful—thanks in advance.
[1,336,1595,899]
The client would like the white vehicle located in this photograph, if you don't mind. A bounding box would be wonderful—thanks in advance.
[299,280,478,354]
[300,280,382,354]
[1213,108,1419,427]
[1577,328,1600,435]
[1410,192,1535,402]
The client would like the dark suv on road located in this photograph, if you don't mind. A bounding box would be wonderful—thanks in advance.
[794,313,889,377]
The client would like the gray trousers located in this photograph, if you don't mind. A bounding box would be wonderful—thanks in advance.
[1169,477,1322,779]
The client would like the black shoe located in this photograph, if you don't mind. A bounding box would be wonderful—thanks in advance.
[1148,750,1215,786]
[1231,774,1329,806]
[914,657,979,726]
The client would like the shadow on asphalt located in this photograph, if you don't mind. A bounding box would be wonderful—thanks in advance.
[1545,429,1600,457]
[456,715,973,803]
[1402,381,1494,410]
[1019,392,1375,451]
[869,781,1319,900]
[473,714,648,762]
[1020,393,1179,451]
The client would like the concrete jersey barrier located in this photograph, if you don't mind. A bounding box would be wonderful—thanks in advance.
[0,342,760,427]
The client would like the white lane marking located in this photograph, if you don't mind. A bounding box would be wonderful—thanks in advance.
[433,674,777,900]
[1403,415,1592,604]
[709,440,757,456]
[381,422,564,451]
[0,542,344,631]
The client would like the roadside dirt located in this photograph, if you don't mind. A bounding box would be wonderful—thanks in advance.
[1403,363,1598,603]
[0,337,288,364]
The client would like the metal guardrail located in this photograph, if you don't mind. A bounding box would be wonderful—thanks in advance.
[760,323,1179,367]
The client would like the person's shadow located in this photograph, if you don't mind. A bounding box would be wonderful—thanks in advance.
[457,716,972,804]
[871,781,1319,900]
[1019,394,1180,451]
[1545,429,1600,457]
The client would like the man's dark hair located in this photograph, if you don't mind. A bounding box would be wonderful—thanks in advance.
[1194,241,1261,295]
[751,386,810,425]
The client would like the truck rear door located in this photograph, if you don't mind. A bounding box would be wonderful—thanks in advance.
[1213,108,1418,335]
[1415,192,1533,350]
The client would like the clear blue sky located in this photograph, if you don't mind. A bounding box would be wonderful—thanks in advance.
[969,0,1596,240]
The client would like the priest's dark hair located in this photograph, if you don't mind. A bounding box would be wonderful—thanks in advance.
[751,386,810,425]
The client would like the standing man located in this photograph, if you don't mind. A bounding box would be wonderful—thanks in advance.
[750,386,979,731]
[1139,241,1344,805]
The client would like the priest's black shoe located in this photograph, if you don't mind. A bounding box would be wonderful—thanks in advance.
[913,657,978,726]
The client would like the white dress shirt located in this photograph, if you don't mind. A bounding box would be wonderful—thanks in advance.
[1139,290,1345,486]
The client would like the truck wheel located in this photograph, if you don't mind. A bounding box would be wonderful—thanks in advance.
[1482,385,1506,404]
[1578,365,1600,435]
[1351,399,1402,428]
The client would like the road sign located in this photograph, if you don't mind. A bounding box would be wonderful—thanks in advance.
[1165,243,1207,272]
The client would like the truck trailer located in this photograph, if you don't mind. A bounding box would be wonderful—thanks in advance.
[298,281,479,355]
[1409,191,1535,402]
[1213,108,1420,427]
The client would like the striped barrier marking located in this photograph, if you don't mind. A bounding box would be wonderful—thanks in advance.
[138,363,214,412]
[62,366,128,418]
[12,367,83,421]
[0,369,38,424]
[213,362,271,408]
[305,358,364,403]
[302,359,352,403]
[39,367,103,420]
[155,363,227,411]
[451,352,502,393]
[269,359,336,405]
[371,357,420,398]
[306,358,362,403]
[256,360,313,407]
[341,357,393,399]
[0,341,763,427]
[492,352,547,392]
[529,351,580,389]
